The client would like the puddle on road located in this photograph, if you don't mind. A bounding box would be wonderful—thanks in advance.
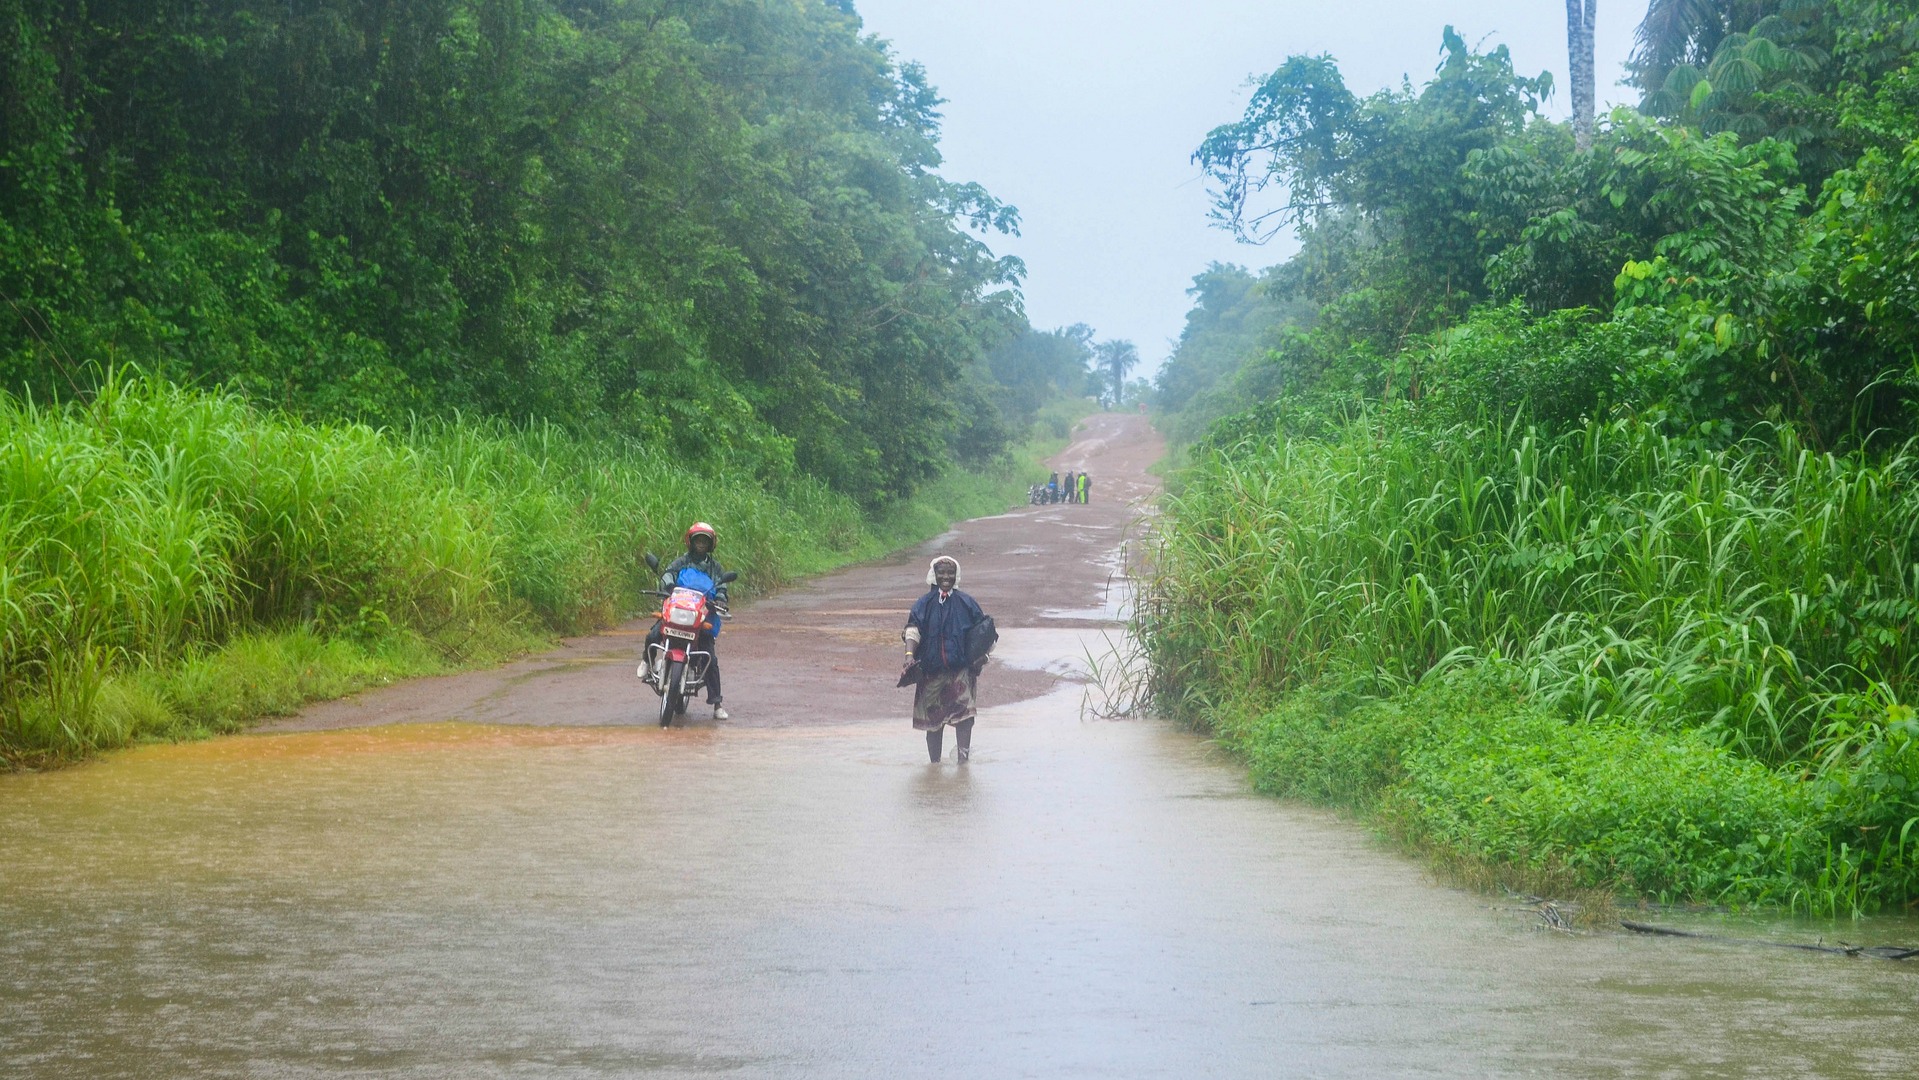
[1040,580,1135,623]
[987,627,1106,679]
[1039,546,1137,623]
[4,651,1918,1078]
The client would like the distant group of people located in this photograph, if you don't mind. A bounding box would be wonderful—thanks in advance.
[1037,470,1091,504]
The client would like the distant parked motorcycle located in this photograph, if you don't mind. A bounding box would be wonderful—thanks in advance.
[641,553,737,727]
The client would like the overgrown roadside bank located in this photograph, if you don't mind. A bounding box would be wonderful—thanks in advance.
[1139,412,1919,917]
[1,377,1084,767]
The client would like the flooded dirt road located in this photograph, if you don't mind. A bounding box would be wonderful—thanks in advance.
[4,414,1917,1078]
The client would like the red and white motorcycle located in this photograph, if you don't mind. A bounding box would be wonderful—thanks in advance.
[641,554,736,726]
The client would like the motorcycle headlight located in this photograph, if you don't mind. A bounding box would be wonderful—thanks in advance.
[669,608,698,626]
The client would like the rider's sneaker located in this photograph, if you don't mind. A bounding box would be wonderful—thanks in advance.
[638,665,657,687]
[712,705,730,721]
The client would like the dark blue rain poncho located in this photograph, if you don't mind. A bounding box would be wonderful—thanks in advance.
[906,561,985,676]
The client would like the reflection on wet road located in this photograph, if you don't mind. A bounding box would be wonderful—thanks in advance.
[4,654,1917,1078]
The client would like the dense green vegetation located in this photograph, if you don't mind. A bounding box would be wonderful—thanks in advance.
[0,1,1104,761]
[1145,3,1919,910]
[0,0,1078,500]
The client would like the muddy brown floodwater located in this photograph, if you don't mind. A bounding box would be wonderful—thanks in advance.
[3,413,1917,1079]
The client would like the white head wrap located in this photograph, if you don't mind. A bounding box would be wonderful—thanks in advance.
[926,556,962,587]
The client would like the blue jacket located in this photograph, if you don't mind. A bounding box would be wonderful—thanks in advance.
[659,552,728,605]
[662,563,725,636]
[906,588,985,676]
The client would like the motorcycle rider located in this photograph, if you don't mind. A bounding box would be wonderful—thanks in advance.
[644,521,730,720]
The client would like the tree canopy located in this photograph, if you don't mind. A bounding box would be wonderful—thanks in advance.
[1159,6,1919,451]
[0,0,1080,502]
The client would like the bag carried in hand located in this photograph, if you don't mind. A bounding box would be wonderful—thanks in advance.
[964,615,998,665]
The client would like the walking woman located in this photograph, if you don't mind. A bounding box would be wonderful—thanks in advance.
[901,556,989,762]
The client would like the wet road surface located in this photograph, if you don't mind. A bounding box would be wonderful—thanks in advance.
[4,414,1917,1079]
[253,413,1164,735]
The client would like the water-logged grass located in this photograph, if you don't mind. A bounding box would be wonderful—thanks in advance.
[1143,410,1919,912]
[1,375,1069,765]
[1207,673,1833,908]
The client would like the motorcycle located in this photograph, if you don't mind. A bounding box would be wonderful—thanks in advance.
[640,553,738,727]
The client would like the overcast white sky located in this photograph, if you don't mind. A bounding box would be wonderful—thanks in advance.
[853,1,1647,372]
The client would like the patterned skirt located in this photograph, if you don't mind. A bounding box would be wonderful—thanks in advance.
[912,668,978,731]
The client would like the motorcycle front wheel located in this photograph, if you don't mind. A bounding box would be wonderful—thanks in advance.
[659,660,685,727]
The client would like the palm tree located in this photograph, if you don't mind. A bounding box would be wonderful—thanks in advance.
[1629,2,1810,100]
[1567,1,1597,151]
[1633,0,1732,87]
[1094,339,1140,408]
[1631,1,1830,146]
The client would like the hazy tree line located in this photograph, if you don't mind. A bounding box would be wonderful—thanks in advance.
[0,0,1096,504]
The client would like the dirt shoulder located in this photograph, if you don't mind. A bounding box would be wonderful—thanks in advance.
[259,411,1164,732]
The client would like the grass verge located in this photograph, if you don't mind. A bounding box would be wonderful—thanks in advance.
[1208,671,1836,908]
[2,376,1080,766]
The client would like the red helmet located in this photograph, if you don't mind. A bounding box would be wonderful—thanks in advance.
[684,521,717,550]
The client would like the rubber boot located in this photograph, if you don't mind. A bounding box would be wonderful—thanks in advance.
[926,729,942,763]
[955,718,973,764]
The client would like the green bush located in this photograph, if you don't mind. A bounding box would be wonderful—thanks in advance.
[1392,679,1822,905]
[1211,671,1841,909]
[93,630,443,744]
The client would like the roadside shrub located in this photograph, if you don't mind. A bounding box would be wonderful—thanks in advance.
[1209,684,1422,811]
[1211,671,1831,907]
[1391,680,1821,905]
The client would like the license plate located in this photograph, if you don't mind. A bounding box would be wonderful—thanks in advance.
[663,627,696,640]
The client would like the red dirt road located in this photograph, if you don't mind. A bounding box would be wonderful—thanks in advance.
[261,411,1164,733]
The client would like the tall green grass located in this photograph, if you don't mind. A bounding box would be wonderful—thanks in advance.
[1,374,1042,763]
[1144,409,1919,908]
